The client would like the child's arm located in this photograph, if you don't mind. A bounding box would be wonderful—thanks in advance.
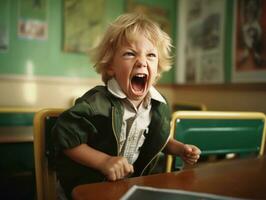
[63,144,134,181]
[164,138,201,165]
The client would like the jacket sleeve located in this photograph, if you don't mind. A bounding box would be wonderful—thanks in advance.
[52,101,98,150]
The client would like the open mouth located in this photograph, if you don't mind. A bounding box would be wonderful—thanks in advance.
[131,74,147,94]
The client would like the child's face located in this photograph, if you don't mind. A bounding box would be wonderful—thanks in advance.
[109,34,159,102]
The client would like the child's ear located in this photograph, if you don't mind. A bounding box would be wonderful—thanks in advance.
[107,66,115,76]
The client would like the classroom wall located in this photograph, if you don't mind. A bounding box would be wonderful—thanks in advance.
[157,85,266,114]
[0,0,176,81]
[1,75,266,114]
[0,75,102,108]
[0,0,176,109]
[0,0,265,114]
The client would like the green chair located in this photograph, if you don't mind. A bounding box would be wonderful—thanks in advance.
[33,108,64,200]
[0,107,38,199]
[166,111,266,172]
[152,102,207,174]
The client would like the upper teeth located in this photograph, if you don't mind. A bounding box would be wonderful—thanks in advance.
[135,74,146,78]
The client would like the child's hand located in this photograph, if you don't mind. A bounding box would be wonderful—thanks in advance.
[180,144,201,165]
[100,156,134,181]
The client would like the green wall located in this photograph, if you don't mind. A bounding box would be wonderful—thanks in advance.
[0,0,176,83]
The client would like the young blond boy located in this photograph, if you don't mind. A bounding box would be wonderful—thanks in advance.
[53,13,201,199]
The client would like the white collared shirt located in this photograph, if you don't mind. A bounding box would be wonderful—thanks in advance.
[107,78,166,164]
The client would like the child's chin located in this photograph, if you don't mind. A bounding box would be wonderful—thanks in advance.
[132,88,147,96]
[128,91,145,100]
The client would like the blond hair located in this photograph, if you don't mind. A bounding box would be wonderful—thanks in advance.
[90,13,173,84]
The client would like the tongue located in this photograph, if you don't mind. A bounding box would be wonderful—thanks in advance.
[132,82,143,91]
[132,77,144,92]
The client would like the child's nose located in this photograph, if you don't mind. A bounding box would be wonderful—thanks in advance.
[135,56,147,67]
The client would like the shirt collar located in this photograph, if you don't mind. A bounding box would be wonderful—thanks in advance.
[107,78,166,104]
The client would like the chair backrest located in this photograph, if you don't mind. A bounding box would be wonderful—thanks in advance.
[166,111,266,172]
[33,108,64,200]
[150,102,207,174]
[0,108,36,171]
[0,107,38,199]
[0,107,37,143]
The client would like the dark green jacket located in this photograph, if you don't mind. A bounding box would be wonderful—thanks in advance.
[52,86,171,198]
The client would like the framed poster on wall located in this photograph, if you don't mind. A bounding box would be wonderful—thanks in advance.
[18,0,48,40]
[63,0,106,54]
[126,0,171,35]
[175,0,226,84]
[232,0,266,83]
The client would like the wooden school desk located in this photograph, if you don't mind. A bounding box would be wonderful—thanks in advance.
[72,156,266,200]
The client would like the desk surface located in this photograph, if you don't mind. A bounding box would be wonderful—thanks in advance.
[72,156,266,200]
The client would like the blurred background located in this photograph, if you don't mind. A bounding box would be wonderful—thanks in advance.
[0,0,266,199]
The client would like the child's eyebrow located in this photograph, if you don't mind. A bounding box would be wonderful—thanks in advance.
[122,47,135,52]
[120,44,157,53]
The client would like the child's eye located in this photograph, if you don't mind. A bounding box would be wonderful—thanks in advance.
[147,53,157,58]
[123,52,135,57]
